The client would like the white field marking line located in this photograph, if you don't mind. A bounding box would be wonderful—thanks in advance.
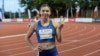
[59,25,72,34]
[0,34,37,45]
[3,33,100,56]
[63,27,78,36]
[72,25,93,36]
[63,26,96,41]
[0,33,37,44]
[0,40,38,52]
[83,49,100,56]
[0,26,69,45]
[6,27,76,56]
[59,40,100,53]
[0,24,97,53]
[6,24,100,54]
[62,24,77,33]
[0,26,97,51]
[2,32,100,56]
[58,29,100,53]
[62,25,84,39]
[63,25,78,34]
[1,30,99,52]
[0,24,74,44]
[8,39,100,56]
[0,40,24,45]
[64,25,86,36]
[0,31,81,47]
[63,26,70,30]
[0,46,29,52]
[57,40,79,47]
[0,26,70,45]
[0,41,27,47]
[64,26,87,37]
[1,40,77,52]
[82,26,96,35]
[0,34,26,39]
[62,26,71,32]
[9,51,33,56]
[57,32,100,52]
[0,33,69,47]
[0,25,96,48]
[0,36,37,47]
[0,40,76,52]
[58,30,100,48]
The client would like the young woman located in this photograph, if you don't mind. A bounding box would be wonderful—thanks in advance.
[25,4,64,56]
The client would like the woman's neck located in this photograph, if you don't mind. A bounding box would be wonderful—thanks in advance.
[41,18,49,24]
[41,18,49,26]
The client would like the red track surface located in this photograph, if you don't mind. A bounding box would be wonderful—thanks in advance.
[0,22,100,56]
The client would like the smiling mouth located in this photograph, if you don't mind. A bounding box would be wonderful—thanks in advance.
[43,15,48,17]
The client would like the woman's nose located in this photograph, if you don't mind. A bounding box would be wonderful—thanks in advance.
[43,11,47,14]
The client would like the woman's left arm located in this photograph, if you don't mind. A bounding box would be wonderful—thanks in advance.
[52,19,64,43]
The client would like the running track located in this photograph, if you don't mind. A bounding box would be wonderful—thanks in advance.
[0,22,100,56]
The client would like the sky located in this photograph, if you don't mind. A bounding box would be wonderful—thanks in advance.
[0,0,25,12]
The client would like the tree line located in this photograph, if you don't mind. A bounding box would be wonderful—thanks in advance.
[4,0,100,18]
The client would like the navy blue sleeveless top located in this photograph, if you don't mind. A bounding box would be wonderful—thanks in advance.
[35,20,56,43]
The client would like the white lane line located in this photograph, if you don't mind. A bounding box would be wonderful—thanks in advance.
[57,40,79,47]
[0,26,97,48]
[0,46,29,52]
[0,40,24,45]
[83,49,100,56]
[0,31,99,52]
[7,40,100,56]
[0,41,26,47]
[0,26,69,43]
[0,31,99,51]
[63,26,96,41]
[7,42,77,56]
[0,28,98,55]
[1,32,100,55]
[0,25,87,44]
[59,40,100,53]
[0,40,75,52]
[63,25,78,34]
[0,34,26,39]
[10,25,99,55]
[0,25,98,55]
[66,25,86,36]
[9,51,33,56]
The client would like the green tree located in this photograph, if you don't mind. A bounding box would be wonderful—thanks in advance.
[19,0,100,18]
[19,0,67,17]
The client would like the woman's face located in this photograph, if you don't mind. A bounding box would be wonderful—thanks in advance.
[40,6,51,19]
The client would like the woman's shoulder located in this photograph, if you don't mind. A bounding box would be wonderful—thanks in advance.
[30,20,40,29]
[51,19,59,28]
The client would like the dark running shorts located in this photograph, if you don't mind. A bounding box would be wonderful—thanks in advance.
[37,47,58,56]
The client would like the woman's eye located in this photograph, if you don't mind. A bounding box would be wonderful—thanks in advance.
[46,10,49,12]
[42,10,49,12]
[42,10,45,12]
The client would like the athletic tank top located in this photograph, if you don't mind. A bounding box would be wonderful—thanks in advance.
[35,20,56,43]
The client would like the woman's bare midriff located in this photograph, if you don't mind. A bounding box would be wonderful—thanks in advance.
[38,42,55,50]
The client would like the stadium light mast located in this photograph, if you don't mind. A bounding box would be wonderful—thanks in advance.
[2,0,4,19]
